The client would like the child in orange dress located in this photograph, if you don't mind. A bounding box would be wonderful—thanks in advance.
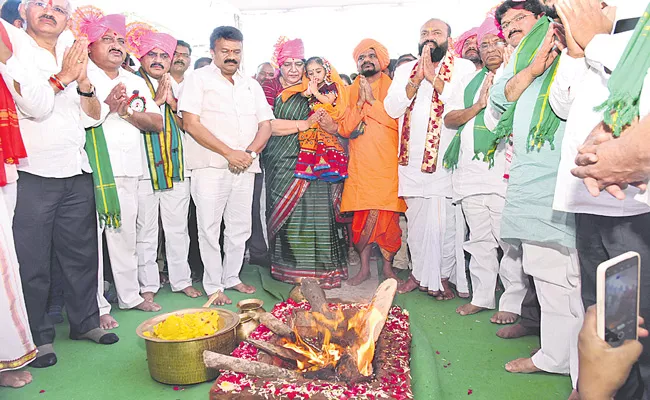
[283,57,348,182]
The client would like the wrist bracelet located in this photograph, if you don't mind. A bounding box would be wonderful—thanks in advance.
[407,79,420,90]
[49,74,66,91]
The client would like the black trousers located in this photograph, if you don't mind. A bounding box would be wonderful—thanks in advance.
[13,172,100,346]
[577,212,650,400]
[246,172,269,262]
[519,276,541,333]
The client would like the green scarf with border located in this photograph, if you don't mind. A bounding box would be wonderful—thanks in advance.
[443,67,497,170]
[493,16,561,151]
[596,4,650,137]
[85,126,121,228]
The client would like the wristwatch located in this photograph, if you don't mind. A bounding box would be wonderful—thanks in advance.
[77,84,96,97]
[246,149,258,159]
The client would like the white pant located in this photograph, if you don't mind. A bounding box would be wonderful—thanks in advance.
[136,179,191,293]
[461,194,526,313]
[442,198,469,293]
[97,217,112,316]
[100,176,143,309]
[523,240,583,388]
[191,168,255,295]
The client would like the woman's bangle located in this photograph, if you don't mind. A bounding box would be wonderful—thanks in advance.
[407,79,420,90]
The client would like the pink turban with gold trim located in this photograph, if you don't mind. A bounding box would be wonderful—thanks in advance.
[126,22,177,59]
[69,6,126,42]
[271,36,305,68]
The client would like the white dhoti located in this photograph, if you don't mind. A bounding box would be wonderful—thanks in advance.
[0,182,37,371]
[405,196,445,291]
[97,219,111,316]
[136,179,191,293]
[522,240,583,388]
[461,194,527,313]
[191,168,254,295]
[100,177,143,310]
[442,198,469,294]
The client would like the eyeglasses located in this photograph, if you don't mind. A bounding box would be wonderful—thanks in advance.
[29,0,69,17]
[500,13,533,31]
[479,41,507,51]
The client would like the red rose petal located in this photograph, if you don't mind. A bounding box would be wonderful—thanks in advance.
[39,390,45,394]
[173,386,180,391]
[436,351,440,355]
[468,389,473,395]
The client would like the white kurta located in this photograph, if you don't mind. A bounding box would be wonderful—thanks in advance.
[136,73,192,294]
[444,68,526,312]
[178,66,273,295]
[384,57,475,292]
[88,62,160,310]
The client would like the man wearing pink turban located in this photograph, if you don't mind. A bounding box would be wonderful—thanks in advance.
[124,23,201,304]
[12,3,120,369]
[454,27,482,70]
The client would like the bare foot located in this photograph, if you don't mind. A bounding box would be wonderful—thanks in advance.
[457,292,470,299]
[427,290,442,297]
[505,357,542,374]
[568,389,580,400]
[435,279,455,301]
[490,311,519,325]
[230,283,256,294]
[209,291,232,305]
[0,370,33,388]
[456,303,487,316]
[347,269,371,286]
[381,265,403,284]
[100,314,119,330]
[141,292,155,303]
[181,286,202,298]
[397,276,419,294]
[134,300,161,312]
[496,323,538,339]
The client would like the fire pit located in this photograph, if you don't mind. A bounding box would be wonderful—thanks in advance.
[206,279,413,399]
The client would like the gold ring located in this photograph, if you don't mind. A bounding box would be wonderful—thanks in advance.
[77,59,82,63]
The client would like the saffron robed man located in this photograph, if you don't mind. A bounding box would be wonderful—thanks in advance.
[124,23,200,305]
[179,26,273,306]
[384,18,475,299]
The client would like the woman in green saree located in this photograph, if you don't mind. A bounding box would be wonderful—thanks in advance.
[261,49,348,289]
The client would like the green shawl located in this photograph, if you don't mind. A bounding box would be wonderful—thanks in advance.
[596,4,650,137]
[443,67,497,170]
[86,126,121,228]
[493,16,561,151]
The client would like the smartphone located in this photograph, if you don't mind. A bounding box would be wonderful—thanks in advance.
[596,251,641,347]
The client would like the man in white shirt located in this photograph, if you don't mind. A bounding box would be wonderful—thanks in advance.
[443,19,527,325]
[552,2,650,397]
[125,24,199,302]
[12,0,119,369]
[384,18,475,298]
[179,26,273,306]
[170,40,191,89]
[86,17,164,316]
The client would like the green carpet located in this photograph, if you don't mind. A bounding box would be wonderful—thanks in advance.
[4,266,572,400]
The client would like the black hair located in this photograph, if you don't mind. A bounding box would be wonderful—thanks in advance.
[495,0,546,25]
[350,73,358,81]
[194,57,212,69]
[176,40,192,55]
[305,56,324,68]
[339,74,352,85]
[1,0,21,26]
[209,26,244,50]
[387,59,397,73]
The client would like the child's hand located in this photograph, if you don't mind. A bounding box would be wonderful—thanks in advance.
[308,79,319,96]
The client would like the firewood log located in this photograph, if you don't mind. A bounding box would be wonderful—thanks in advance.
[203,351,300,380]
[255,312,295,340]
[245,339,310,364]
[300,278,328,313]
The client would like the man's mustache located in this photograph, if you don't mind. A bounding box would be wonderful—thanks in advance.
[361,62,374,68]
[150,62,164,69]
[465,47,478,54]
[509,29,522,39]
[39,14,56,24]
[109,48,123,56]
[174,60,185,65]
[225,59,238,64]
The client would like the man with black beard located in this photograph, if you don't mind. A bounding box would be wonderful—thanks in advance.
[385,18,475,299]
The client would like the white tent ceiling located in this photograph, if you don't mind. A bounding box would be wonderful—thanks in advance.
[230,0,416,11]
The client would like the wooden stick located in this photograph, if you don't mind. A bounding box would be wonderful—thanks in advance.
[203,351,300,379]
[246,339,310,363]
[300,278,328,313]
[256,312,295,340]
[202,291,222,308]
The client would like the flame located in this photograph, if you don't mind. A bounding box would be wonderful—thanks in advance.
[282,304,386,377]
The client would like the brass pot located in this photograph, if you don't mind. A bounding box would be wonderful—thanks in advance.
[236,312,260,343]
[136,308,240,385]
[236,299,266,318]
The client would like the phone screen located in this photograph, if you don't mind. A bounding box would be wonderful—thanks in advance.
[604,257,639,347]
